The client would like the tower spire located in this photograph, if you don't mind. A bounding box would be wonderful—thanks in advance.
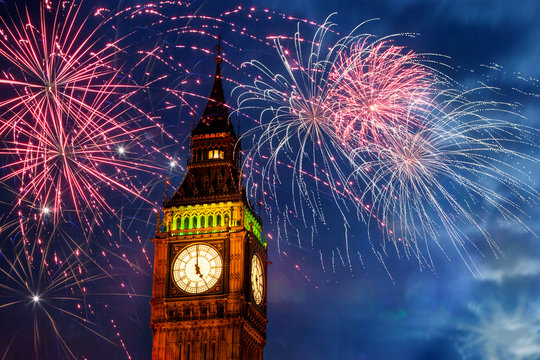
[215,34,223,62]
[150,37,267,359]
[192,36,234,136]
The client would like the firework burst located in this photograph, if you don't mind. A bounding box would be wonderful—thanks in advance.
[351,88,539,273]
[236,17,539,272]
[329,36,449,147]
[0,232,140,359]
[235,18,362,228]
[0,1,164,227]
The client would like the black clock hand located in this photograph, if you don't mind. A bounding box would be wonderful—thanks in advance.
[197,270,210,290]
[200,274,208,286]
[195,245,201,276]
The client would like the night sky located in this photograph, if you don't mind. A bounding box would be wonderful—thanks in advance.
[0,0,539,359]
[261,1,540,360]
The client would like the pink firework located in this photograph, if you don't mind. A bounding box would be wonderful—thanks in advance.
[0,2,163,225]
[329,37,445,148]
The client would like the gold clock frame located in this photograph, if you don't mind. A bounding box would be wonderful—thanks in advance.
[171,243,223,294]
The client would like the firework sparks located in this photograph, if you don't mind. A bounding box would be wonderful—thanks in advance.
[350,87,539,273]
[235,18,360,230]
[329,36,449,147]
[0,233,141,359]
[0,1,164,226]
[236,16,539,273]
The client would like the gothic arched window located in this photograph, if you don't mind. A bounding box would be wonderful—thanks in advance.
[208,149,224,160]
[217,173,223,188]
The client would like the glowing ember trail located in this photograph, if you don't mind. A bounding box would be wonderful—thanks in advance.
[329,37,448,147]
[0,1,163,226]
[237,18,539,273]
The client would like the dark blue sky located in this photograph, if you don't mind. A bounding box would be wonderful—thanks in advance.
[0,0,539,359]
[248,1,540,359]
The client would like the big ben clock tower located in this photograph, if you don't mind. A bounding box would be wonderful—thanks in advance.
[150,42,268,360]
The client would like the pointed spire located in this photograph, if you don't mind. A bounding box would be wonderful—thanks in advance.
[162,176,170,206]
[215,34,223,63]
[192,36,234,136]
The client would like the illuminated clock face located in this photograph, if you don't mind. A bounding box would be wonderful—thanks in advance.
[172,244,222,294]
[251,255,264,305]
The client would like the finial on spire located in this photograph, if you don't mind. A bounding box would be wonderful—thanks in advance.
[215,35,223,63]
[162,176,170,206]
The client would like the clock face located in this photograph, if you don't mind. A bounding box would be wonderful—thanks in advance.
[172,244,222,294]
[251,254,264,305]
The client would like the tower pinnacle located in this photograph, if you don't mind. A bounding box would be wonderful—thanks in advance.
[215,34,223,63]
[192,36,233,136]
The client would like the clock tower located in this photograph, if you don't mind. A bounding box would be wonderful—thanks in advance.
[150,43,268,360]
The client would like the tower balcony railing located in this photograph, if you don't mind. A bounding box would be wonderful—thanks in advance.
[169,225,231,237]
[154,304,230,324]
[156,224,240,238]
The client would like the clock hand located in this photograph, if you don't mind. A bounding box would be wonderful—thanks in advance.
[195,245,201,276]
[198,272,210,289]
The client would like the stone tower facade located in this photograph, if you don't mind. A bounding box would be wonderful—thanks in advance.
[150,44,267,360]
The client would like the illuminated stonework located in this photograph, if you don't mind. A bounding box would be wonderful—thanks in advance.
[162,201,265,247]
[150,42,268,360]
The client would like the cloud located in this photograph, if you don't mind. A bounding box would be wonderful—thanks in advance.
[456,299,540,360]
[480,257,540,283]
